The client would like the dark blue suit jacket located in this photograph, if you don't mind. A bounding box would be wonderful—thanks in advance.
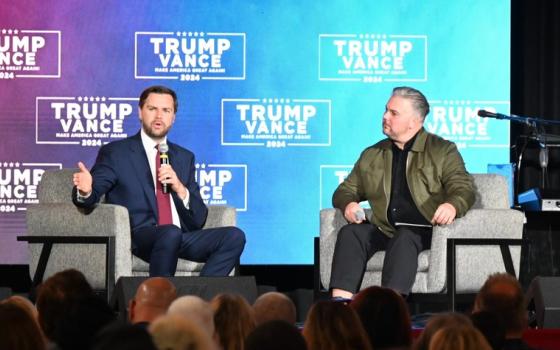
[72,132,208,233]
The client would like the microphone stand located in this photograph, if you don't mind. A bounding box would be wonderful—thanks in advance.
[479,111,560,199]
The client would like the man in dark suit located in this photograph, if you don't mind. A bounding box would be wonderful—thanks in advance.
[72,85,245,277]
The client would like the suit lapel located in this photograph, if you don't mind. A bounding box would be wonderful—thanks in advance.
[129,133,158,216]
[167,142,184,179]
[167,142,185,208]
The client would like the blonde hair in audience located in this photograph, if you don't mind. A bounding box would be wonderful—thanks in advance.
[6,295,39,320]
[428,325,492,350]
[414,312,472,350]
[149,314,215,350]
[0,301,47,350]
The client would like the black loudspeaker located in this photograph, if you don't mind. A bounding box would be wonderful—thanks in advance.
[110,276,257,320]
[0,264,32,293]
[525,276,560,328]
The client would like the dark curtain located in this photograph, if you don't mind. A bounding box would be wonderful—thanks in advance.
[511,0,560,198]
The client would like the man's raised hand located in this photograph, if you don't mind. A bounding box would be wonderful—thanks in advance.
[73,161,92,196]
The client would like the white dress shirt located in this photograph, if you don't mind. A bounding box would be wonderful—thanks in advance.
[140,129,190,228]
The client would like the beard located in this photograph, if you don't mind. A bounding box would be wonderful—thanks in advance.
[142,121,170,139]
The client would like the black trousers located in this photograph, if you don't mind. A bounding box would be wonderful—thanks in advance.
[329,223,432,295]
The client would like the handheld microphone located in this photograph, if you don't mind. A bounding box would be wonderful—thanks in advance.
[159,143,170,194]
[354,208,365,222]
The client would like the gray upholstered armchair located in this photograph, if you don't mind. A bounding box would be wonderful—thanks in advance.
[316,173,525,303]
[25,169,237,293]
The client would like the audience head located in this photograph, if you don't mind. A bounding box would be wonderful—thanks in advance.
[53,294,116,349]
[35,268,94,341]
[303,300,372,350]
[129,277,177,324]
[92,322,157,350]
[474,273,526,337]
[414,312,472,350]
[351,286,412,349]
[245,320,307,350]
[0,301,47,350]
[470,311,506,350]
[428,325,492,350]
[149,314,215,350]
[5,295,39,320]
[168,295,215,336]
[211,293,256,350]
[253,291,297,325]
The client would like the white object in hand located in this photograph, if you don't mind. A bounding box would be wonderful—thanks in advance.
[354,208,365,222]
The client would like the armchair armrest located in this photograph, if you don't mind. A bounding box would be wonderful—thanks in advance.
[319,208,372,290]
[428,208,526,293]
[319,209,345,290]
[26,203,131,288]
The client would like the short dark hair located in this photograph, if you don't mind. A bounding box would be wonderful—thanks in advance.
[54,295,116,349]
[475,273,526,333]
[138,85,178,113]
[471,311,506,350]
[350,286,412,349]
[36,269,94,340]
[92,323,157,350]
[303,300,372,350]
[392,86,430,119]
[246,320,307,350]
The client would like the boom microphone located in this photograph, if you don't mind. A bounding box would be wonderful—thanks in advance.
[159,143,170,194]
[477,109,498,118]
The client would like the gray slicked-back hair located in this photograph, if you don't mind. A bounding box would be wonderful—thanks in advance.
[392,86,430,120]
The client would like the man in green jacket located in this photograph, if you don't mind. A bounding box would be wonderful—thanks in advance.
[330,86,475,299]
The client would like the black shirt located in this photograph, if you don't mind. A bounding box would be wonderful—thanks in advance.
[388,133,432,229]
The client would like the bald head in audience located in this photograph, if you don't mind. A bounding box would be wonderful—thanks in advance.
[168,295,215,337]
[128,277,177,324]
[253,292,297,325]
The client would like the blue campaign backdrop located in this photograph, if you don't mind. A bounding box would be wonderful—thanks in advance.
[0,0,510,264]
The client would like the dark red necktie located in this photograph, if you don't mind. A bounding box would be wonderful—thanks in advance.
[155,145,173,225]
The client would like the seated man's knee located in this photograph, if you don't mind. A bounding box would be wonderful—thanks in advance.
[337,224,361,242]
[159,225,183,244]
[227,227,246,249]
[390,228,426,252]
[394,228,416,241]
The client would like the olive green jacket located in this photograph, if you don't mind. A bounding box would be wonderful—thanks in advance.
[332,128,475,237]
